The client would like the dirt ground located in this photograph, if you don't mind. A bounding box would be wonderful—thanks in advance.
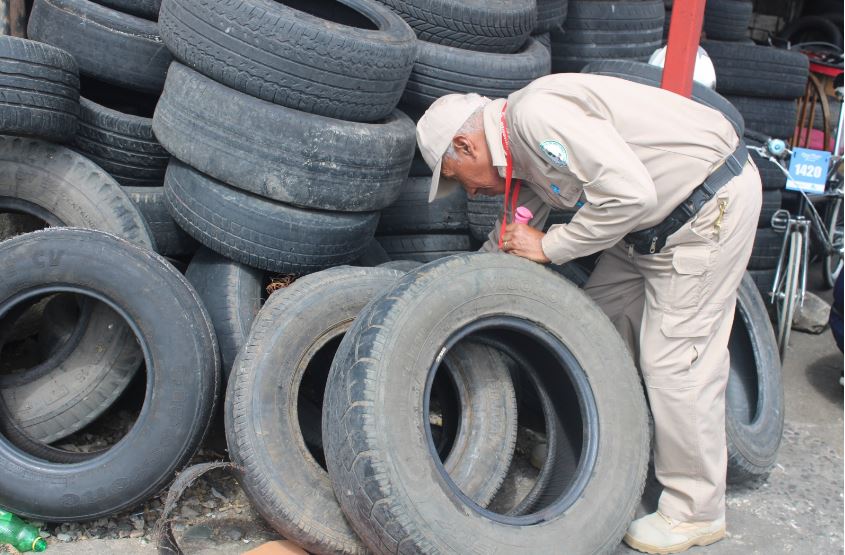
[15,286,845,555]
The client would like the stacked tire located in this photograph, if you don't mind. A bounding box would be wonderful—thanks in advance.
[704,40,810,297]
[154,0,417,276]
[25,0,195,257]
[550,0,665,74]
[369,0,552,261]
[704,0,753,42]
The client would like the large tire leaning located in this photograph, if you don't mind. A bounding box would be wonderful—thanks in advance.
[74,97,169,188]
[372,0,535,54]
[28,0,172,94]
[0,137,154,249]
[0,37,79,143]
[0,137,154,443]
[0,228,219,521]
[186,248,263,379]
[703,0,752,41]
[164,160,379,274]
[377,177,468,234]
[226,266,517,555]
[153,64,415,212]
[703,40,809,99]
[726,272,784,483]
[124,186,197,257]
[323,253,650,554]
[554,264,784,483]
[401,38,550,111]
[90,0,161,20]
[581,60,745,137]
[550,0,665,73]
[158,0,416,122]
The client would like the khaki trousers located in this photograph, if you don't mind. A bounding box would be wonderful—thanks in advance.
[584,161,762,521]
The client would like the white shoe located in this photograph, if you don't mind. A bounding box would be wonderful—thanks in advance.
[623,511,726,554]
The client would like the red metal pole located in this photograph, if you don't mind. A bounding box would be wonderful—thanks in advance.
[661,0,707,98]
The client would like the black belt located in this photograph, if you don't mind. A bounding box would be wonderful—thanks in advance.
[624,141,748,255]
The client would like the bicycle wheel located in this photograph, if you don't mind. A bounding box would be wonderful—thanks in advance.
[776,231,802,360]
[823,195,843,288]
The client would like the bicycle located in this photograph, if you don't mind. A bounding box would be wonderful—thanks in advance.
[746,130,843,360]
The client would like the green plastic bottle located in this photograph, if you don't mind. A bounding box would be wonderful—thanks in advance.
[0,510,47,552]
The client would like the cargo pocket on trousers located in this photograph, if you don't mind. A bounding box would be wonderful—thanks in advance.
[661,245,717,338]
[667,245,712,308]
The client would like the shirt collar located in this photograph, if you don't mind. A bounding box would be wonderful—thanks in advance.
[483,97,528,180]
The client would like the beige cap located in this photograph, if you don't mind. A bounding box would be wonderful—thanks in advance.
[416,93,489,202]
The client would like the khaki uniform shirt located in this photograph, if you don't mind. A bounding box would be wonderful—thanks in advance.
[479,73,740,264]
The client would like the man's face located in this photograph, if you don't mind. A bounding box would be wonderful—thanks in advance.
[440,134,506,198]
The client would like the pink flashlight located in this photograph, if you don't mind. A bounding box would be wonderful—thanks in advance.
[514,206,533,225]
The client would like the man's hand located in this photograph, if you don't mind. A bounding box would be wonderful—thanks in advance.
[502,223,550,263]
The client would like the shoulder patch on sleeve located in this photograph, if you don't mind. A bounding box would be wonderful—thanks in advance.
[539,140,568,167]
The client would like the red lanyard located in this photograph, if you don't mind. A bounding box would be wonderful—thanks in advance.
[498,102,521,249]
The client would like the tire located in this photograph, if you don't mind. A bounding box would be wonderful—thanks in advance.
[226,266,517,554]
[747,268,776,304]
[163,160,379,274]
[124,186,198,258]
[378,259,424,271]
[153,64,414,212]
[581,60,745,137]
[372,0,535,54]
[727,96,797,140]
[749,228,785,270]
[186,248,263,380]
[0,228,219,521]
[726,272,784,483]
[550,0,665,73]
[749,143,787,190]
[401,37,550,111]
[354,239,392,267]
[535,0,568,33]
[472,328,587,516]
[28,0,172,94]
[823,196,843,289]
[89,0,161,20]
[759,190,782,228]
[0,36,79,143]
[2,293,142,444]
[158,0,416,122]
[323,253,650,554]
[376,234,473,262]
[409,149,433,177]
[74,96,168,188]
[703,0,752,41]
[377,177,468,234]
[776,231,802,359]
[778,15,843,49]
[703,40,809,99]
[0,137,154,250]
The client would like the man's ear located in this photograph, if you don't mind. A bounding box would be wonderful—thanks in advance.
[452,135,475,159]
